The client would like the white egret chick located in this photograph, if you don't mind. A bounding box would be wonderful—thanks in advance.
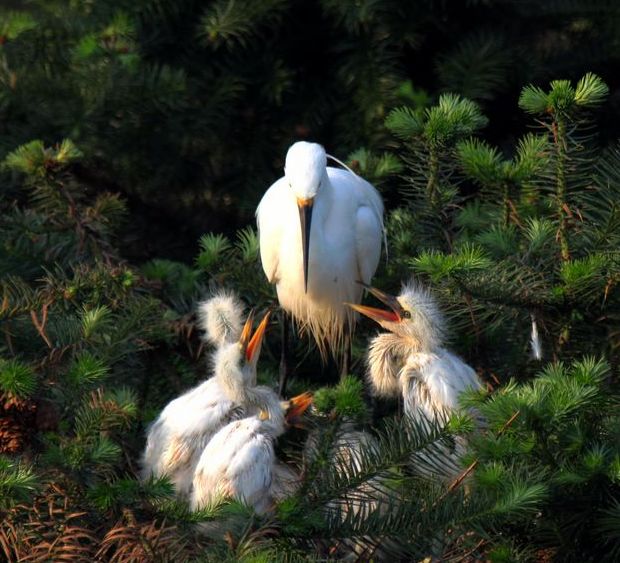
[141,309,271,497]
[348,283,483,477]
[305,423,386,520]
[196,290,245,347]
[304,422,397,560]
[256,141,384,391]
[191,390,313,514]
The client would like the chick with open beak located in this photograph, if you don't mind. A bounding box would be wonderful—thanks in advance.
[192,387,313,515]
[346,282,483,479]
[141,306,272,498]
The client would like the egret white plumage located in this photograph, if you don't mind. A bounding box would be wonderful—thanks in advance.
[305,423,385,517]
[256,141,384,391]
[191,387,312,514]
[347,282,483,477]
[196,290,245,347]
[141,298,270,497]
[304,422,397,560]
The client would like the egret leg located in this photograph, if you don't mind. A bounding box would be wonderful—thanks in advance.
[340,331,352,380]
[279,310,291,396]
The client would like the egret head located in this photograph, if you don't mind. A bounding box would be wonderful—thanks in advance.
[255,389,313,436]
[213,310,271,397]
[282,391,313,427]
[284,141,328,293]
[239,310,271,370]
[197,290,244,347]
[347,282,446,350]
[284,141,327,200]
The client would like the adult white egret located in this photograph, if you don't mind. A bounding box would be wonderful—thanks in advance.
[347,282,483,477]
[191,388,312,514]
[141,300,271,497]
[256,141,384,392]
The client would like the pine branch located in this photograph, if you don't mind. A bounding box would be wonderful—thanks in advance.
[0,456,38,508]
[0,358,37,399]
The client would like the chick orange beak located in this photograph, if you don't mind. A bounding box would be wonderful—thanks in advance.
[239,309,255,351]
[346,302,401,323]
[346,282,405,324]
[285,391,313,425]
[297,197,314,294]
[245,310,271,363]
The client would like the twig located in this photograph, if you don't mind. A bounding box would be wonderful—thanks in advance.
[3,324,14,355]
[442,537,488,562]
[435,410,521,504]
[30,303,52,348]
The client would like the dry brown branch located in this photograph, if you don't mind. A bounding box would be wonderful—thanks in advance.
[97,511,188,563]
[0,484,98,563]
[30,303,52,349]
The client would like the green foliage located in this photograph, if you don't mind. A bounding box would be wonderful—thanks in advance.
[2,139,126,266]
[390,73,619,377]
[347,147,404,188]
[436,33,512,102]
[4,139,83,177]
[200,0,288,49]
[2,1,620,559]
[457,134,550,190]
[385,94,488,253]
[387,93,487,147]
[0,10,36,41]
[0,358,36,398]
[0,456,38,509]
[313,375,366,419]
[519,72,609,116]
[88,475,175,511]
[196,233,232,271]
[0,137,192,536]
[466,358,620,559]
[413,243,492,280]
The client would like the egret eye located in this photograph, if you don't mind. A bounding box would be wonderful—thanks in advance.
[401,310,411,319]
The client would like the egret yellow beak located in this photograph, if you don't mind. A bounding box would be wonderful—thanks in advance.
[297,197,314,294]
[346,283,406,324]
[245,310,271,363]
[284,391,313,425]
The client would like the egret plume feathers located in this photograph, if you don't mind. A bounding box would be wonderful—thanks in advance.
[326,153,361,178]
[530,313,542,360]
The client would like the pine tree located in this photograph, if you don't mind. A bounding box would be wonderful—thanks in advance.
[4,0,620,257]
[3,2,620,560]
[384,73,619,382]
[0,139,210,560]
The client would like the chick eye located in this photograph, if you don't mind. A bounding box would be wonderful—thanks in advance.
[401,310,411,319]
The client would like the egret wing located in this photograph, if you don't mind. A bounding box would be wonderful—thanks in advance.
[366,333,403,398]
[355,204,383,284]
[227,433,275,513]
[325,167,384,284]
[400,364,436,421]
[256,179,287,283]
[141,377,240,494]
[192,417,275,513]
[417,351,482,412]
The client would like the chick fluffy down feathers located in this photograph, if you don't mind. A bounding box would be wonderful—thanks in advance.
[141,378,244,497]
[197,291,245,347]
